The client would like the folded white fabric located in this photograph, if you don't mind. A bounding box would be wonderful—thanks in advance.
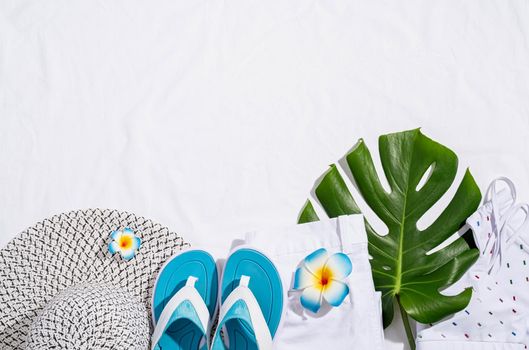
[244,214,385,350]
[417,178,529,350]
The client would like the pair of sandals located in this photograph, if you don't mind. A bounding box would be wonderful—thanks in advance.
[151,248,283,350]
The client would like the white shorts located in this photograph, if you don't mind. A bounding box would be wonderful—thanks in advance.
[244,214,385,350]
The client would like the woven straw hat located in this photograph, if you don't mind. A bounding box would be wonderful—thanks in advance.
[0,209,188,349]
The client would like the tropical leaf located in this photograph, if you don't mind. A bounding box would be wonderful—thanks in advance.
[299,129,481,348]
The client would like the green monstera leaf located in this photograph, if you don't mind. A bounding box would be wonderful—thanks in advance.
[299,129,481,349]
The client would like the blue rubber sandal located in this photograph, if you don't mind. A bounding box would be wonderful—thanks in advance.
[211,248,283,350]
[151,250,218,350]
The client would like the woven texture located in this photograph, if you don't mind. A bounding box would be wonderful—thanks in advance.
[0,209,188,349]
[26,283,149,350]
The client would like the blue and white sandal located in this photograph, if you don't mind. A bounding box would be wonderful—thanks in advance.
[151,250,219,350]
[211,248,283,350]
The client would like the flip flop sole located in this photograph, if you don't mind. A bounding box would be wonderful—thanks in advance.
[152,250,218,350]
[220,248,283,349]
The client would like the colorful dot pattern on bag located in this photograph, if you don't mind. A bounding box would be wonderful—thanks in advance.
[416,197,529,348]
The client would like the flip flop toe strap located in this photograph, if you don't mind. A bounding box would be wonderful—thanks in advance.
[151,276,210,350]
[212,275,273,350]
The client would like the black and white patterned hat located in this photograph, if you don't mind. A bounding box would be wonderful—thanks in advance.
[0,209,188,349]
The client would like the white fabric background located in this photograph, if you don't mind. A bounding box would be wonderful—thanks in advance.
[1,1,528,348]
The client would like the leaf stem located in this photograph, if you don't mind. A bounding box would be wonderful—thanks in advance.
[397,296,416,350]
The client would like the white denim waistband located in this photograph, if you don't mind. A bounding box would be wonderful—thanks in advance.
[244,214,367,256]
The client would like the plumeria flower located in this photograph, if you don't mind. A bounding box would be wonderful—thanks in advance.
[108,227,141,261]
[293,248,352,313]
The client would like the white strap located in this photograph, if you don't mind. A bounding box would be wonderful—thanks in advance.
[483,178,529,274]
[213,275,273,349]
[481,178,514,273]
[151,276,210,350]
[504,204,529,245]
[484,177,517,205]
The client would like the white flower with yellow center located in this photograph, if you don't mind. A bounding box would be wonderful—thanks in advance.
[293,248,352,313]
[108,228,141,261]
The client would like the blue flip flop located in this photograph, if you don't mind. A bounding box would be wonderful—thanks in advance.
[211,248,283,350]
[151,250,218,350]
